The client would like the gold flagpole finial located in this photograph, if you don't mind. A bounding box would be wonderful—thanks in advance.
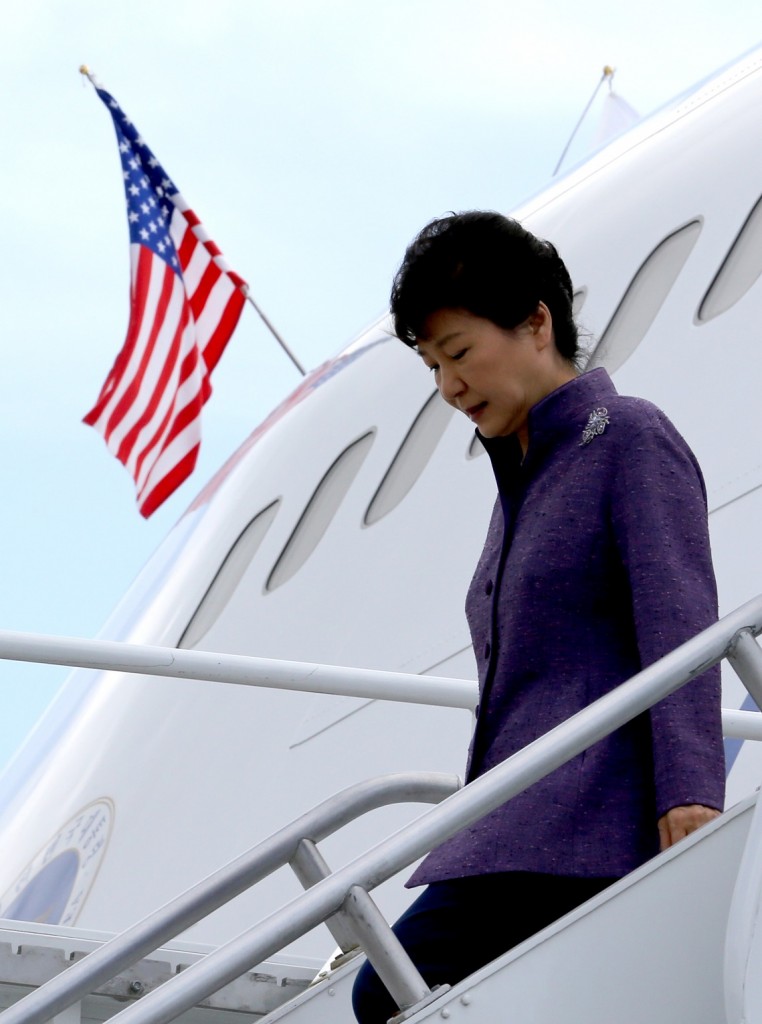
[603,65,615,78]
[79,65,102,90]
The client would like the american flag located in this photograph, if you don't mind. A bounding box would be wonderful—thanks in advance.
[83,83,246,518]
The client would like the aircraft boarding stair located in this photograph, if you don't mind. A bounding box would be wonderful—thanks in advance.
[0,923,318,1024]
[264,794,758,1024]
[1,594,762,1024]
[0,793,757,1024]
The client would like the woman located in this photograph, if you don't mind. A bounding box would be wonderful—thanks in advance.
[352,211,725,1024]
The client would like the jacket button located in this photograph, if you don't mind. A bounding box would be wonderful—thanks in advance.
[484,643,491,660]
[485,579,494,595]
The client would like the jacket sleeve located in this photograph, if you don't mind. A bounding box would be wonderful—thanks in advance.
[610,408,725,818]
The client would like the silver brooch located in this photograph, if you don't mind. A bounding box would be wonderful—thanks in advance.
[579,407,610,446]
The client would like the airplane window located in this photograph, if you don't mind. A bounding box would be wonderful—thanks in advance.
[364,392,454,526]
[267,432,375,591]
[179,501,280,649]
[588,219,702,373]
[572,288,587,315]
[698,194,762,322]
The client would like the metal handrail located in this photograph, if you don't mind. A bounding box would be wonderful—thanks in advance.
[722,708,762,739]
[1,627,761,740]
[0,772,459,1024]
[0,629,477,709]
[2,594,762,1024]
[14,593,759,1024]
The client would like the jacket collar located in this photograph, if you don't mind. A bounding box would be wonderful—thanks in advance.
[478,368,618,490]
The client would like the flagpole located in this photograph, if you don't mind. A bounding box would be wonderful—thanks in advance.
[552,65,614,177]
[242,289,306,375]
[80,65,307,379]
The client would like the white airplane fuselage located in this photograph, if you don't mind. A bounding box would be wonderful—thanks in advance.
[0,47,761,961]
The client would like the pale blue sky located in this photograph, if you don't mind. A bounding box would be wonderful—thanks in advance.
[1,0,760,771]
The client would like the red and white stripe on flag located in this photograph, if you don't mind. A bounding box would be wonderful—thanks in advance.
[84,202,246,518]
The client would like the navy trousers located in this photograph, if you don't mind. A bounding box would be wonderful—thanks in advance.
[351,872,615,1024]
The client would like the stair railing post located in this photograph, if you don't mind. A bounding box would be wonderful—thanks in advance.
[727,629,762,710]
[341,885,447,1019]
[289,838,360,954]
[292,841,444,1018]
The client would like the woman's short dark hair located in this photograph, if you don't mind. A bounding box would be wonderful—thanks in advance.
[390,210,579,363]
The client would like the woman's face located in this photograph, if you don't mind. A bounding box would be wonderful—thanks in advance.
[416,306,570,447]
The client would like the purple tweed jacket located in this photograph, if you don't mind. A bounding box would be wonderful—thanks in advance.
[409,368,725,885]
